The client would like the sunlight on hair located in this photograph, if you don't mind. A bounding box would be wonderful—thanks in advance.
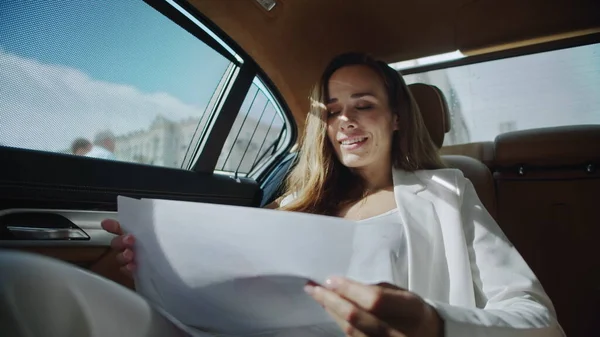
[432,175,460,195]
[310,98,327,110]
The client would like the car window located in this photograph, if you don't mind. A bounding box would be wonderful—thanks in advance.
[216,78,289,177]
[403,43,600,146]
[0,0,233,169]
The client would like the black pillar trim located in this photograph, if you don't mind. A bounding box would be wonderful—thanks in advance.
[143,0,238,64]
[193,62,257,172]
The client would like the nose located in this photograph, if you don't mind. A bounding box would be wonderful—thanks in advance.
[338,107,357,130]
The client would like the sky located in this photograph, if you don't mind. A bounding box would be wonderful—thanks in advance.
[0,0,231,150]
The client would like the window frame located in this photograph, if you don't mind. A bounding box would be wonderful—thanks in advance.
[142,0,297,180]
[247,86,294,180]
[143,0,240,65]
[399,33,600,75]
[400,36,600,147]
[212,76,295,179]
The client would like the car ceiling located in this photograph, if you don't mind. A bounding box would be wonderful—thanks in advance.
[189,0,600,128]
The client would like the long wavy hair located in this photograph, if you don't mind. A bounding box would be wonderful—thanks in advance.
[280,52,445,215]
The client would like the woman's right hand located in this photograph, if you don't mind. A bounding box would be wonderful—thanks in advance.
[101,219,136,277]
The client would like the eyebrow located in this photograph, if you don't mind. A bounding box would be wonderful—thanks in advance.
[327,92,376,104]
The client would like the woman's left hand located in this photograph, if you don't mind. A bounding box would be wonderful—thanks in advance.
[305,277,443,337]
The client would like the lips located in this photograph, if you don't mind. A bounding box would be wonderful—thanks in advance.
[339,136,368,145]
[338,135,369,150]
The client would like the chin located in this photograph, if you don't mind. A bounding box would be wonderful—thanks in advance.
[338,154,369,168]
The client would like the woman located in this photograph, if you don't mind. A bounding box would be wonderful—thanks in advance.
[104,53,564,336]
[1,52,563,337]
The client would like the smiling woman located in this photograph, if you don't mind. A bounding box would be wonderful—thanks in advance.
[280,52,444,216]
[275,52,565,336]
[0,51,565,337]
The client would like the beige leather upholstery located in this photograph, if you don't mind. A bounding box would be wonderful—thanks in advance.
[439,141,496,167]
[410,84,496,166]
[495,125,600,167]
[442,155,497,218]
[408,83,497,219]
[493,125,600,337]
[409,83,450,148]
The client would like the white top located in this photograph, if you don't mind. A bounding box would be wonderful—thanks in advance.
[85,146,116,160]
[347,209,408,288]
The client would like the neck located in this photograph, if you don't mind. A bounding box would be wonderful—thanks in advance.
[353,157,394,192]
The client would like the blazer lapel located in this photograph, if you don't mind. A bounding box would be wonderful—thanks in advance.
[393,169,449,302]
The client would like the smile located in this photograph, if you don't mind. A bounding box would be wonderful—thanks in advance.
[339,136,368,150]
[339,136,367,145]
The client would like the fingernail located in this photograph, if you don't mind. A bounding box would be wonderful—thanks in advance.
[124,235,134,245]
[303,285,315,295]
[126,263,136,271]
[123,249,132,259]
[325,277,342,289]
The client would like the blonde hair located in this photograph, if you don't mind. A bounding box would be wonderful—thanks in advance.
[280,52,445,215]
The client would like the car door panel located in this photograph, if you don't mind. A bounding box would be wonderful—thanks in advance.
[0,146,261,288]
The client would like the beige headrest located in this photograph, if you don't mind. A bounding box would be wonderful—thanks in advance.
[408,83,451,148]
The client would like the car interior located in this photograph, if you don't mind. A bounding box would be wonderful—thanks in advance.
[1,0,599,336]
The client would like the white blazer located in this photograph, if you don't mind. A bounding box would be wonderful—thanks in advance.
[391,168,564,336]
[284,168,564,336]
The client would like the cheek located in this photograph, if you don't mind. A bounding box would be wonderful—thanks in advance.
[364,116,395,144]
[326,122,338,145]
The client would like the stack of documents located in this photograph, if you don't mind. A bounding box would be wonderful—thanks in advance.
[118,197,356,336]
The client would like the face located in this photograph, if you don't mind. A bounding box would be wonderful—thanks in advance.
[103,139,116,152]
[325,65,398,169]
[74,144,91,155]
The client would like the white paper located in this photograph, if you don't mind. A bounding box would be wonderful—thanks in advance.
[117,196,356,336]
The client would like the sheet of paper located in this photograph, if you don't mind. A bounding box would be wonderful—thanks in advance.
[117,196,356,336]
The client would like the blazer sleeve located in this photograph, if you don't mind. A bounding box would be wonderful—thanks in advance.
[428,176,565,337]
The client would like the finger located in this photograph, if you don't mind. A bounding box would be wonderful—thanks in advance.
[325,277,419,316]
[325,277,390,313]
[119,264,135,277]
[101,219,123,235]
[110,233,135,251]
[376,282,405,291]
[308,285,390,337]
[323,307,369,337]
[115,249,135,266]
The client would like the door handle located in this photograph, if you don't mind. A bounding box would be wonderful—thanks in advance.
[6,226,89,240]
[1,212,90,241]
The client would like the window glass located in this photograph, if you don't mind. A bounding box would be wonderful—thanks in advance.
[0,0,232,168]
[404,43,600,146]
[216,79,287,176]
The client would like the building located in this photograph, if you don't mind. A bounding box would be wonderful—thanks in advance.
[114,113,283,173]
